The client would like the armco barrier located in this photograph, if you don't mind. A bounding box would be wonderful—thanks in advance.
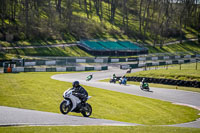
[5,66,108,73]
[125,76,200,88]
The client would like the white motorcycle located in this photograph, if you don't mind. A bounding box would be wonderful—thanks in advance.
[60,88,92,117]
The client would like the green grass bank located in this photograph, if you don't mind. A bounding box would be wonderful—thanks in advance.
[0,126,200,133]
[126,63,200,82]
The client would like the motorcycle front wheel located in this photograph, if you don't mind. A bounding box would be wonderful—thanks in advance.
[60,100,72,114]
[81,103,92,117]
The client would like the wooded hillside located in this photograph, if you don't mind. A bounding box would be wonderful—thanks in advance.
[0,0,200,45]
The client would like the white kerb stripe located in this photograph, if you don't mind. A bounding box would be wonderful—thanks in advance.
[45,61,56,65]
[184,55,191,58]
[94,59,103,63]
[24,62,36,66]
[94,66,102,70]
[76,66,85,71]
[139,57,146,61]
[152,62,159,65]
[76,59,86,63]
[35,68,46,72]
[164,56,169,60]
[111,59,119,62]
[175,55,180,59]
[152,57,158,60]
[121,65,129,69]
[56,67,66,72]
[138,63,145,67]
[12,67,24,72]
[166,60,172,64]
[190,59,196,63]
[178,60,184,64]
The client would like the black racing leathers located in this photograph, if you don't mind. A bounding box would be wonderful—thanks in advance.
[71,86,88,102]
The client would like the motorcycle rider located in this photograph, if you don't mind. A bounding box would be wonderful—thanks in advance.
[122,76,127,85]
[113,74,116,79]
[71,81,88,103]
[141,78,146,87]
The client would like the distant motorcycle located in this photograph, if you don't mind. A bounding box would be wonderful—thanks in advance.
[140,82,150,91]
[86,75,93,81]
[126,68,132,73]
[60,88,92,117]
[110,78,117,84]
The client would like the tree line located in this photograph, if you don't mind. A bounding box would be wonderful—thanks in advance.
[0,0,200,46]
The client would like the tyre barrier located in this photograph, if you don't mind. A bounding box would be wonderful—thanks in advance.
[122,76,200,88]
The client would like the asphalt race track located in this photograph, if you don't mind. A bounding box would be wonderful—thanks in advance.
[0,106,137,126]
[0,67,200,128]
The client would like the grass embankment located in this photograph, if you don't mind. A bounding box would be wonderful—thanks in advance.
[0,126,200,133]
[126,63,200,82]
[0,40,76,47]
[0,45,92,60]
[147,41,200,54]
[0,72,199,125]
[122,63,200,92]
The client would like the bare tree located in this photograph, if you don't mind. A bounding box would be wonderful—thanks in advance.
[110,0,117,24]
[84,0,89,18]
[122,0,129,34]
[94,0,103,21]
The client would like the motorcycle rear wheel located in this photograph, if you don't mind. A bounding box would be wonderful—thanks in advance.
[60,100,72,114]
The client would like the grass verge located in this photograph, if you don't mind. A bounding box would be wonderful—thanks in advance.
[126,63,200,82]
[4,46,92,57]
[0,72,199,125]
[0,126,200,133]
[146,41,200,54]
